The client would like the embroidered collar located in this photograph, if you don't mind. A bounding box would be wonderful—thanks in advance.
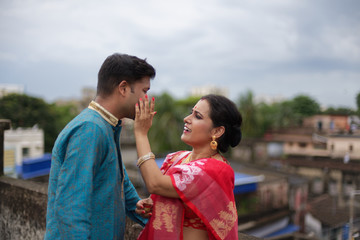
[88,101,119,127]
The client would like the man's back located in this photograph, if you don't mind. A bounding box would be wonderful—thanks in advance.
[45,108,126,239]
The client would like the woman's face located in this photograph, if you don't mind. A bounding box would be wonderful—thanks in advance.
[181,99,214,148]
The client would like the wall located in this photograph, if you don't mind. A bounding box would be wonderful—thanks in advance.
[0,176,47,239]
[0,176,260,240]
[4,127,44,175]
[0,176,143,240]
[328,136,360,160]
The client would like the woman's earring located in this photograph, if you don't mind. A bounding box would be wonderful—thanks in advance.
[210,136,218,150]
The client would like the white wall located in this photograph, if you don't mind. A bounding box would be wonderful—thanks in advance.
[4,127,44,171]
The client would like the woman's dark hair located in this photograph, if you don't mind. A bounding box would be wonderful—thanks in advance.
[97,53,156,96]
[201,94,242,153]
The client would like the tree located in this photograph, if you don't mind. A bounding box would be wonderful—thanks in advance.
[237,90,263,138]
[0,93,77,152]
[322,107,355,115]
[291,95,321,117]
[148,93,194,155]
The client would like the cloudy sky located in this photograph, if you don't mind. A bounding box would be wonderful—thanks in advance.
[0,0,359,109]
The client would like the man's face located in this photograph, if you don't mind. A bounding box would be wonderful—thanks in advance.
[126,77,151,119]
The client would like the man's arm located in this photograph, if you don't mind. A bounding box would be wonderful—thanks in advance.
[123,167,148,226]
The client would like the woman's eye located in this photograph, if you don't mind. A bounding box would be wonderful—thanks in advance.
[195,114,202,119]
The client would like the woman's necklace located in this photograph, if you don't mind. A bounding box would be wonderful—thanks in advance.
[182,152,219,164]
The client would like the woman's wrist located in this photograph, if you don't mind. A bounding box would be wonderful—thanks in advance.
[134,132,149,141]
[137,152,155,167]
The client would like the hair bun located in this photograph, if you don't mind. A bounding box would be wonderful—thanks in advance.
[230,126,242,147]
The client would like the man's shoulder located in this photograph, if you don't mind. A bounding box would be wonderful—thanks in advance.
[69,109,108,129]
[58,109,111,140]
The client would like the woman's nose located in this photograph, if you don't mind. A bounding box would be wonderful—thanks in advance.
[184,115,191,123]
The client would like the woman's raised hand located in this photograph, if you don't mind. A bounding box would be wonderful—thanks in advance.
[134,94,156,136]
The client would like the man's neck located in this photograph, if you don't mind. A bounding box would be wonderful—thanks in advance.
[89,101,119,127]
[94,96,124,120]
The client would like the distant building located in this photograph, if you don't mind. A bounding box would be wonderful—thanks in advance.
[259,114,360,239]
[190,85,229,97]
[255,94,286,105]
[4,126,44,177]
[54,86,96,112]
[0,84,25,98]
[302,114,351,134]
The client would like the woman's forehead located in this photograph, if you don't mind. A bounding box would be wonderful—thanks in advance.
[194,99,210,114]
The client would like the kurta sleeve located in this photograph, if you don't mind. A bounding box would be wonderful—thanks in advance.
[54,122,105,239]
[123,166,148,226]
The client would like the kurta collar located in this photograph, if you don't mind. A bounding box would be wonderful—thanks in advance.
[88,101,120,127]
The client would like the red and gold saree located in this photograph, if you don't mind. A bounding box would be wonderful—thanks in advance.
[138,151,238,240]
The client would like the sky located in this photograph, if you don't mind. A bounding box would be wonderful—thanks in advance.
[0,0,359,109]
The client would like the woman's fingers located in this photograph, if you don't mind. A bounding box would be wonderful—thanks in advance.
[135,103,140,118]
[135,198,153,218]
[144,94,149,114]
[139,97,145,115]
[150,96,155,114]
[136,95,156,123]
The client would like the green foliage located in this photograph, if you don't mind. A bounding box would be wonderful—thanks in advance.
[237,90,263,138]
[236,194,258,216]
[2,90,356,156]
[148,93,194,155]
[0,93,77,152]
[322,107,355,115]
[291,95,321,117]
[357,92,360,115]
[237,92,322,138]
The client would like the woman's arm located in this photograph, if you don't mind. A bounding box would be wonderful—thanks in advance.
[134,95,179,198]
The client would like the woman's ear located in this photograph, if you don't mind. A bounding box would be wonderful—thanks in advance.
[212,126,225,139]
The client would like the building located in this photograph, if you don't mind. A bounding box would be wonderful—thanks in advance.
[0,84,25,98]
[190,85,229,97]
[4,126,45,177]
[261,114,360,239]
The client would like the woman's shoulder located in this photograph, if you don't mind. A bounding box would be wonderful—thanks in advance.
[203,157,234,174]
[160,151,190,172]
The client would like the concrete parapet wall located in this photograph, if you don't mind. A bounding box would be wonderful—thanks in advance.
[0,176,143,240]
[0,176,260,240]
[0,176,47,240]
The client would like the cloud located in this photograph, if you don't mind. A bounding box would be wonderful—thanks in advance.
[0,0,359,108]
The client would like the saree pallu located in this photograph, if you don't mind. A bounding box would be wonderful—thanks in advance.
[138,151,238,240]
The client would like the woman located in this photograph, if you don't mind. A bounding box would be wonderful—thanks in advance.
[134,94,242,240]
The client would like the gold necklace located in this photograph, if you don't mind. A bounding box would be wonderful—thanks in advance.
[182,152,219,164]
[182,153,192,164]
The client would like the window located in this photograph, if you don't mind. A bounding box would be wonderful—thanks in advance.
[22,147,30,158]
[314,143,326,150]
[299,142,307,148]
[349,145,353,152]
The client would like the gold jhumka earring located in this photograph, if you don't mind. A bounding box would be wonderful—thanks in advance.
[210,136,218,150]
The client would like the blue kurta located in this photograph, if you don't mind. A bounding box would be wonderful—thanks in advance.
[45,108,146,240]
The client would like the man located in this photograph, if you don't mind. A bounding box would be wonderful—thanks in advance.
[45,53,156,239]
